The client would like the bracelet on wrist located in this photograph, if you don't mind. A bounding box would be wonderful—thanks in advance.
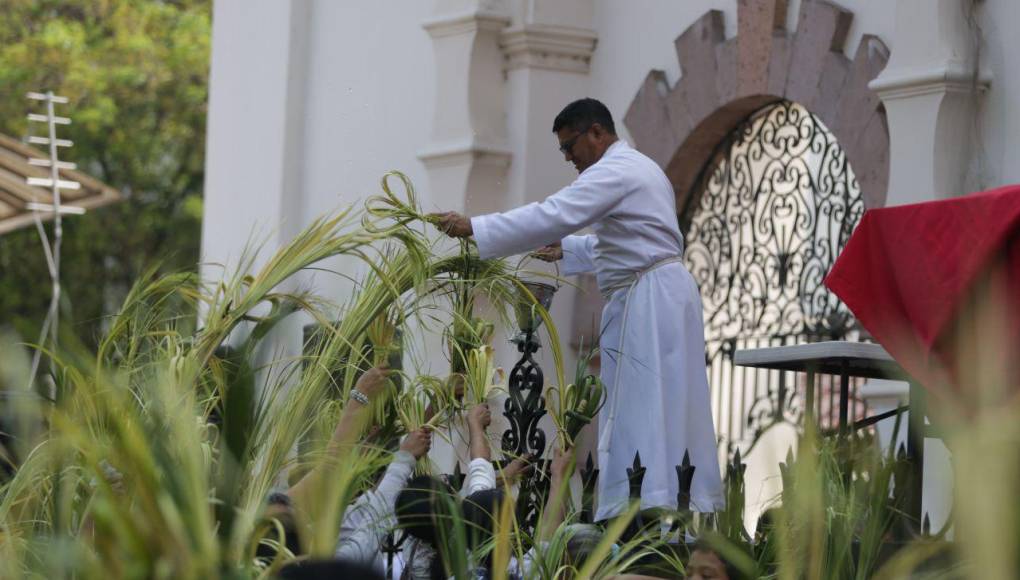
[350,389,370,406]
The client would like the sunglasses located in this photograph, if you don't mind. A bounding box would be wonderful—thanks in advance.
[559,124,592,154]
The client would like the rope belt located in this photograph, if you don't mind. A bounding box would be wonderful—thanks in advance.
[597,255,685,455]
[600,255,685,301]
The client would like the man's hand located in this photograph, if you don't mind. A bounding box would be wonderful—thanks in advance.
[354,365,390,401]
[550,445,575,481]
[496,453,536,487]
[400,428,433,459]
[468,403,492,430]
[531,241,563,262]
[429,211,473,238]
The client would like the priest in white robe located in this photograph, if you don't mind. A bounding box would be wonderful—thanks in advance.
[432,98,724,520]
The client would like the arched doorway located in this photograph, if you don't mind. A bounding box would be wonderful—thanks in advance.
[682,100,865,451]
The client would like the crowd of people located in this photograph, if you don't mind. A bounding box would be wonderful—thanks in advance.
[267,365,739,580]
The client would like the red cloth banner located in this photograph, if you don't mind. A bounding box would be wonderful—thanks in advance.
[824,185,1020,400]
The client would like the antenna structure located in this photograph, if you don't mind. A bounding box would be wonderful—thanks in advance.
[25,91,83,397]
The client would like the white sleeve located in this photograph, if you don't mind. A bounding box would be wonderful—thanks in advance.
[463,458,497,496]
[471,162,626,260]
[561,234,597,275]
[335,450,417,562]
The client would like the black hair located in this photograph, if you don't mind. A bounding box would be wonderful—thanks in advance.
[256,502,303,563]
[691,539,749,580]
[552,98,616,135]
[278,558,384,580]
[396,475,459,580]
[461,488,507,574]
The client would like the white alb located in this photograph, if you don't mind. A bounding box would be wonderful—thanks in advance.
[472,139,724,520]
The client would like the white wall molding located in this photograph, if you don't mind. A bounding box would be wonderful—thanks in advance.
[418,138,512,169]
[500,24,598,73]
[870,61,992,100]
[871,0,988,204]
[419,0,512,216]
[422,10,510,38]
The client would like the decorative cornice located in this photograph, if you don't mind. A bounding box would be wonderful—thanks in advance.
[417,139,512,169]
[422,10,510,38]
[870,61,992,100]
[499,24,598,73]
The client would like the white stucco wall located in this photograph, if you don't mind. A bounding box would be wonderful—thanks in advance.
[978,0,1020,189]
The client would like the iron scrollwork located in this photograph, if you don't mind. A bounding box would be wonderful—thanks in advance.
[500,328,551,535]
[501,329,548,458]
[683,100,865,445]
[499,282,557,536]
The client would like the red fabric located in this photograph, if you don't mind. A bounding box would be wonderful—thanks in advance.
[824,185,1020,394]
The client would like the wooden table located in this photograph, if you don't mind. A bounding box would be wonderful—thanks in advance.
[734,341,928,532]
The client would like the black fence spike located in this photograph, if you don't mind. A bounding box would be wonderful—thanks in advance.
[626,450,647,500]
[674,449,697,537]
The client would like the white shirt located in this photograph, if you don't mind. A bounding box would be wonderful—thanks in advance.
[471,140,684,295]
[335,450,417,563]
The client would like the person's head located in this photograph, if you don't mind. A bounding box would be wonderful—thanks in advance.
[552,98,618,173]
[461,487,508,570]
[278,558,384,580]
[686,540,742,580]
[396,475,458,545]
[563,523,605,570]
[396,475,460,580]
[258,497,303,561]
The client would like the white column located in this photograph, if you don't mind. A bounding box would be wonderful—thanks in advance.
[865,0,990,535]
[869,0,991,205]
[500,0,597,208]
[419,0,513,215]
[201,0,310,273]
[200,0,310,365]
[499,0,598,472]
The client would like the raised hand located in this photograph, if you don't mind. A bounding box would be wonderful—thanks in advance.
[399,428,433,459]
[353,365,390,400]
[468,402,492,430]
[496,453,537,486]
[550,445,575,481]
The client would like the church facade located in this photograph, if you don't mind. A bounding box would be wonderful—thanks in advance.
[200,0,1018,532]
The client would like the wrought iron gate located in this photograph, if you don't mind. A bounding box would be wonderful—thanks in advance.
[681,100,867,451]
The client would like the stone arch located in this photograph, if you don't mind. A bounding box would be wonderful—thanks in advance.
[624,0,890,213]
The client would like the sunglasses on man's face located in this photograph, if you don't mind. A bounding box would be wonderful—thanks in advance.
[559,125,591,154]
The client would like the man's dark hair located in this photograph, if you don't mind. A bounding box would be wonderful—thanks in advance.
[396,475,460,580]
[462,488,507,574]
[552,98,616,135]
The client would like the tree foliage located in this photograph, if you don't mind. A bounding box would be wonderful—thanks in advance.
[0,0,210,344]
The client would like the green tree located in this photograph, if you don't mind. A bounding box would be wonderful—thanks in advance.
[0,0,210,345]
